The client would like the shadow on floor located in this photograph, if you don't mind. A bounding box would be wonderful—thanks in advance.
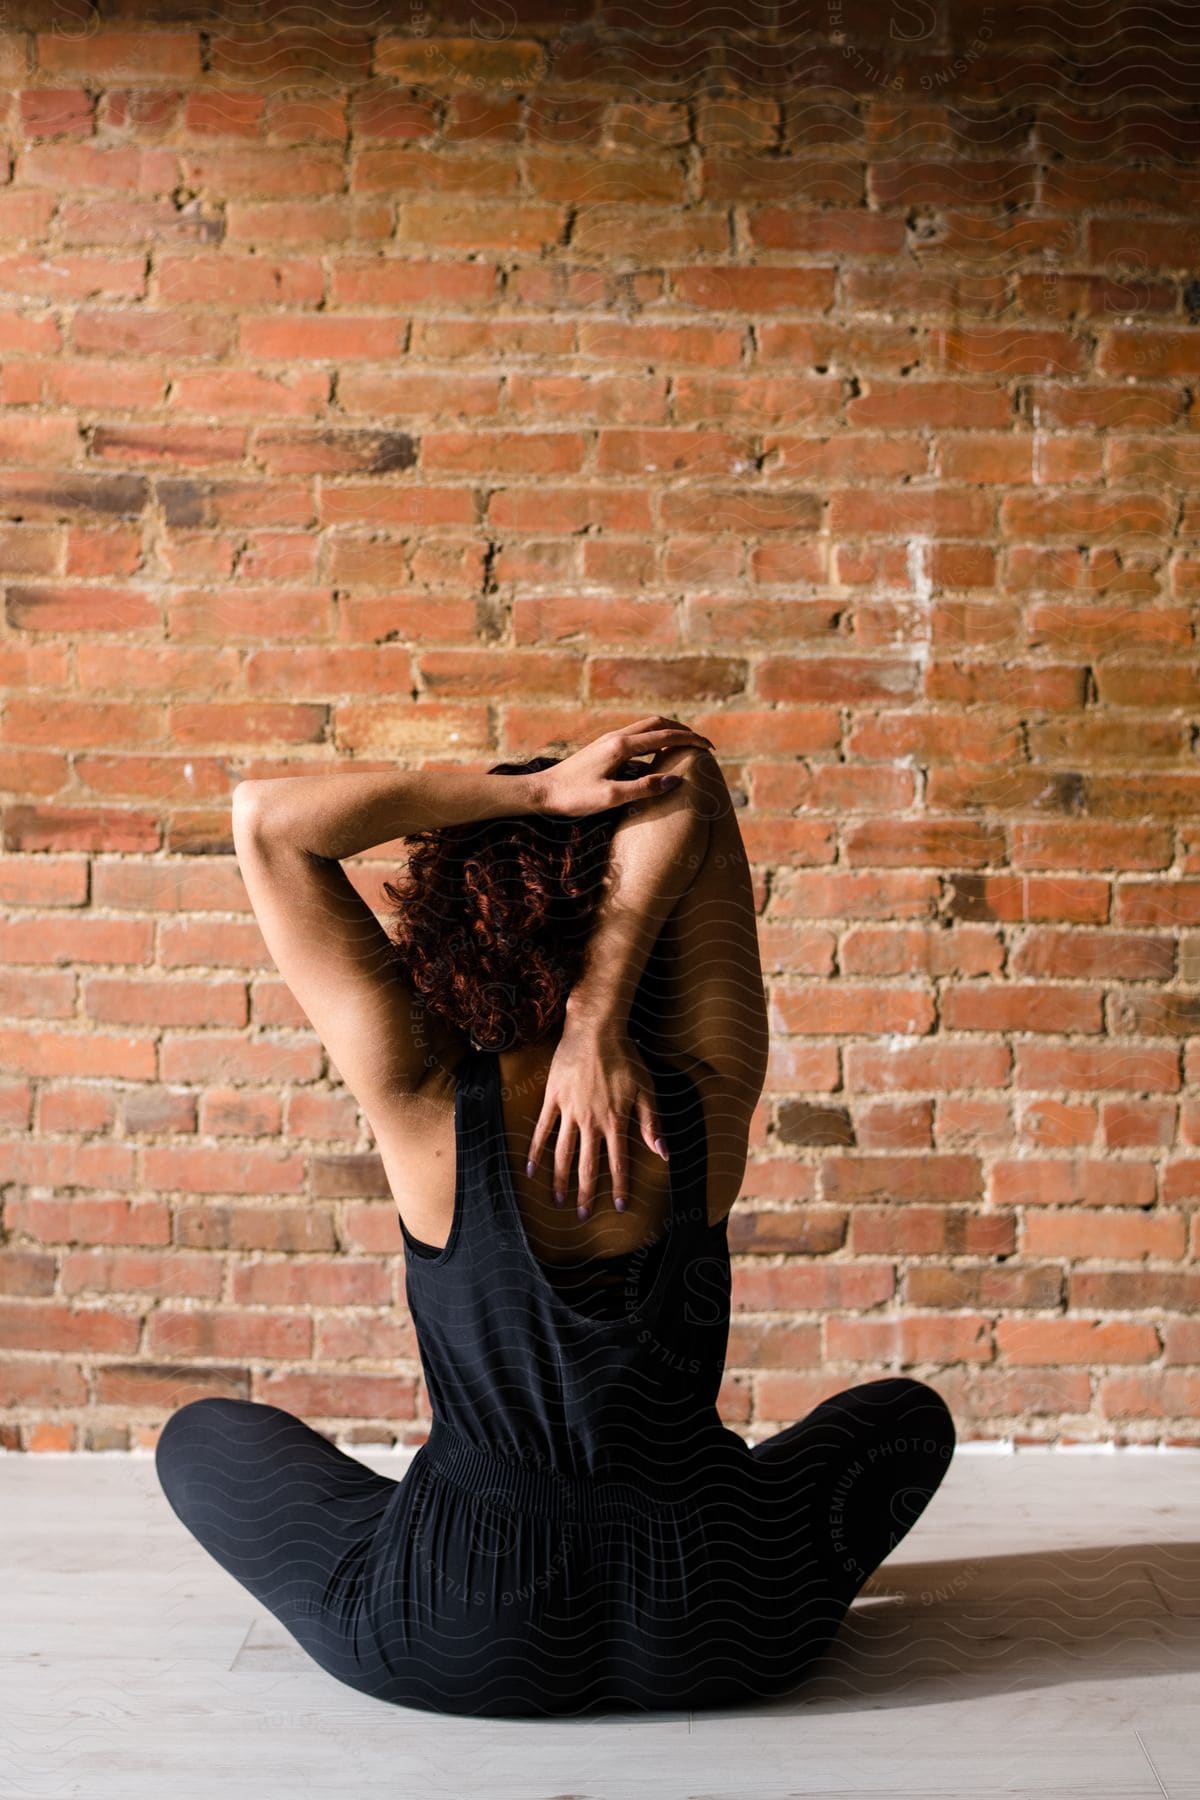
[725,1540,1200,1717]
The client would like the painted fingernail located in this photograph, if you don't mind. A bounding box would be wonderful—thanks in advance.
[654,1137,669,1160]
[577,1203,590,1220]
[655,774,682,791]
[614,1196,626,1212]
[526,1159,535,1177]
[553,1190,565,1206]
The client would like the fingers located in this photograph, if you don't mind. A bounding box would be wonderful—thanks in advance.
[531,1084,667,1224]
[606,1114,629,1214]
[552,1114,579,1210]
[651,714,714,747]
[526,1101,557,1185]
[575,1127,599,1220]
[635,1089,669,1163]
[617,714,714,745]
[615,714,675,737]
[631,770,684,802]
[621,726,713,757]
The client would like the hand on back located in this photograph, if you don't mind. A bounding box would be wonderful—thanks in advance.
[525,1016,668,1220]
[526,713,714,1217]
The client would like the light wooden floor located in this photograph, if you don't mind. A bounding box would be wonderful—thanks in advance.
[2,1442,1197,1800]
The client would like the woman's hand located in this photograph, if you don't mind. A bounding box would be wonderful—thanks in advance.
[525,1017,669,1220]
[533,715,713,821]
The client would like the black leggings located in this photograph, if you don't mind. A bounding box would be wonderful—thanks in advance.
[750,1374,957,1609]
[155,1376,955,1712]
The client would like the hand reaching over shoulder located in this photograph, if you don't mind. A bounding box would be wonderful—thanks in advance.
[525,1016,669,1221]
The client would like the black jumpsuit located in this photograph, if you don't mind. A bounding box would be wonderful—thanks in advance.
[155,1044,956,1717]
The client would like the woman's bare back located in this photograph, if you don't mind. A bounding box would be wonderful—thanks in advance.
[371,1035,751,1266]
[372,743,767,1262]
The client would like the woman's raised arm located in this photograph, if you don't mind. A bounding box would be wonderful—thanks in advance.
[526,738,748,1221]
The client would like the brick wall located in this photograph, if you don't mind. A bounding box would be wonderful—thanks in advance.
[2,2,1199,1450]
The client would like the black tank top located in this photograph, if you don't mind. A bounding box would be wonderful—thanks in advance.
[398,1043,749,1494]
[406,1221,669,1324]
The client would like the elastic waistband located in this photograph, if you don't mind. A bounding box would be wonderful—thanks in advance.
[418,1418,700,1522]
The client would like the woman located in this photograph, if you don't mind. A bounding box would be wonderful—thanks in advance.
[154,713,956,1717]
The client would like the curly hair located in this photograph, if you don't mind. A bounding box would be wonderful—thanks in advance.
[380,753,644,1053]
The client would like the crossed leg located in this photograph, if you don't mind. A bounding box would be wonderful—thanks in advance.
[751,1376,957,1609]
[155,1396,401,1691]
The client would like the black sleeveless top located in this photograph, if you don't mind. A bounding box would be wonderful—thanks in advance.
[406,1221,670,1324]
[398,1043,748,1495]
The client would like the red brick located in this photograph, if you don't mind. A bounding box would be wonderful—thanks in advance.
[72,308,231,359]
[1163,1320,1200,1365]
[0,969,72,1020]
[997,1319,1160,1365]
[160,1035,321,1084]
[908,1261,1062,1312]
[731,1263,895,1314]
[0,1361,88,1408]
[95,1363,249,1407]
[240,314,406,361]
[827,1312,993,1364]
[94,90,180,136]
[230,1257,391,1306]
[0,1250,56,1296]
[871,158,1035,205]
[6,1195,169,1246]
[1099,1371,1200,1421]
[727,1320,822,1368]
[18,88,94,137]
[852,1087,935,1144]
[937,327,1088,375]
[941,984,1103,1034]
[255,1370,416,1419]
[60,1249,220,1298]
[83,978,246,1028]
[830,487,993,538]
[0,1300,139,1354]
[850,1205,1014,1257]
[142,1144,305,1196]
[181,89,264,136]
[822,1154,982,1205]
[1101,1100,1176,1151]
[0,1027,156,1080]
[316,1313,417,1362]
[287,1080,359,1137]
[701,155,861,206]
[38,31,200,79]
[845,1043,1011,1093]
[36,1086,114,1135]
[146,1308,312,1360]
[1097,331,1200,378]
[990,1159,1157,1207]
[26,1420,78,1450]
[727,1206,844,1256]
[1015,1045,1179,1093]
[223,197,391,247]
[173,1203,335,1254]
[420,430,588,477]
[1069,1270,1200,1312]
[1018,1097,1097,1149]
[774,987,934,1036]
[375,35,545,83]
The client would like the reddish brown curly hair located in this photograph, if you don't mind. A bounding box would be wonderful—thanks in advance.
[380,753,645,1052]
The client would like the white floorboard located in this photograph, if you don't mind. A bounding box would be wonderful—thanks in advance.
[0,1445,1196,1799]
